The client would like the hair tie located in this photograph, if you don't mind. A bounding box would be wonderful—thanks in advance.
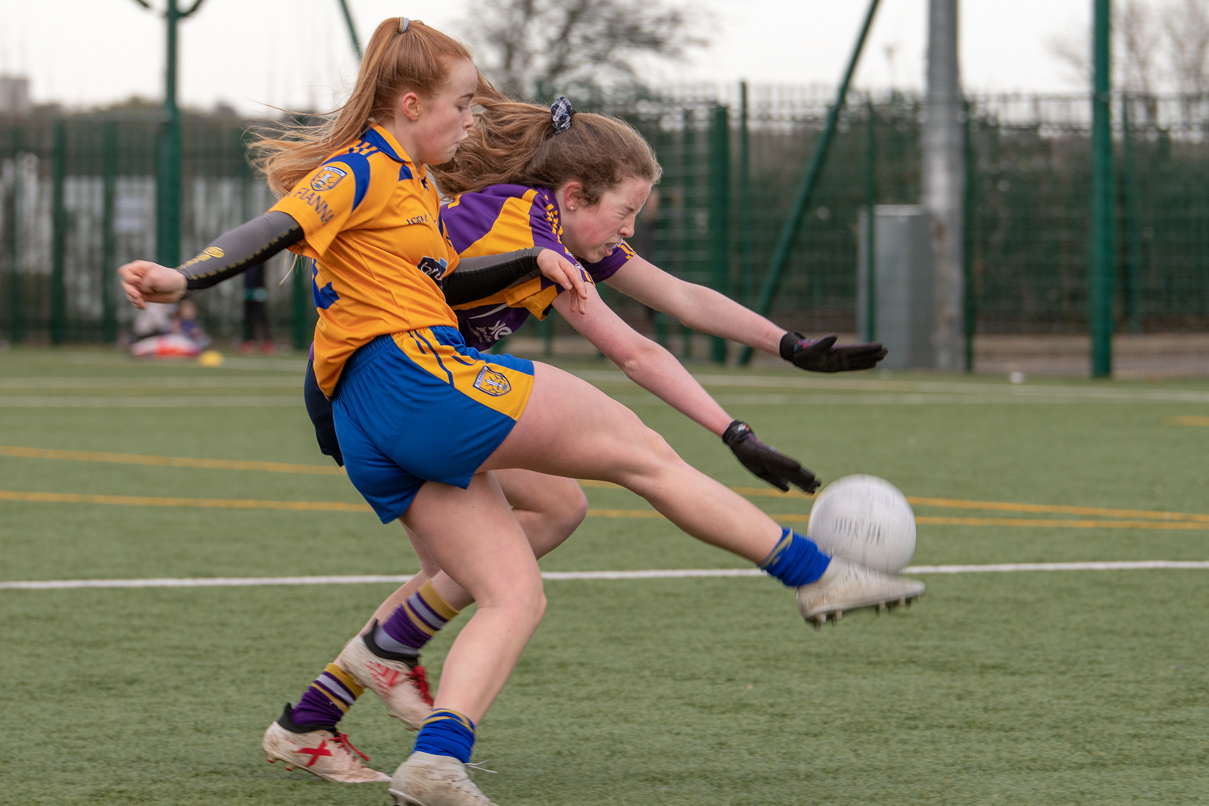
[551,96,574,135]
[398,16,410,33]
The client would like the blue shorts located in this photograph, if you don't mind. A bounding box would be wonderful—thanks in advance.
[333,327,535,523]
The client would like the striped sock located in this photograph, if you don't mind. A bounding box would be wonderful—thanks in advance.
[287,663,365,729]
[760,528,831,587]
[414,709,476,763]
[375,581,460,657]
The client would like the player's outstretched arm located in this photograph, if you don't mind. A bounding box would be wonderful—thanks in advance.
[118,211,305,309]
[552,284,732,435]
[605,255,887,372]
[551,287,818,492]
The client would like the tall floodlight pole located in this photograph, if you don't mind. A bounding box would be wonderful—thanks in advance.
[923,0,965,371]
[130,0,207,268]
[1090,0,1115,378]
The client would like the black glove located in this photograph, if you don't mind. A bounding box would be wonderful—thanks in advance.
[722,420,820,493]
[780,332,887,373]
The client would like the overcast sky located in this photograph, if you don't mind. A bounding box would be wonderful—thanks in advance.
[3,0,1102,115]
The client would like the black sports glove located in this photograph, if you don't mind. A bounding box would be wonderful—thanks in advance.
[722,420,820,493]
[780,332,887,373]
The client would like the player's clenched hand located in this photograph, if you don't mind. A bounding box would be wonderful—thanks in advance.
[537,249,589,315]
[780,332,887,373]
[722,420,820,494]
[118,261,187,309]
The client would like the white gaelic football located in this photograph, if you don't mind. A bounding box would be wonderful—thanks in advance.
[806,475,916,574]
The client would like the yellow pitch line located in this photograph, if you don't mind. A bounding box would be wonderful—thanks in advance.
[1168,415,1209,427]
[914,516,1209,531]
[5,445,1208,525]
[0,490,369,512]
[3,491,1208,531]
[906,496,1209,524]
[0,445,343,475]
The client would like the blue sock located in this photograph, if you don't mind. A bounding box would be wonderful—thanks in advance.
[760,528,831,586]
[413,709,476,763]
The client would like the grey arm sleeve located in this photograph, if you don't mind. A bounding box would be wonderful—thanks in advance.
[179,211,304,290]
[441,247,545,306]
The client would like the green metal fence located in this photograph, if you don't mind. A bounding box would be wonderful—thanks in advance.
[2,88,1208,357]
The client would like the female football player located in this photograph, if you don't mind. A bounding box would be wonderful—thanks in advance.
[119,18,921,805]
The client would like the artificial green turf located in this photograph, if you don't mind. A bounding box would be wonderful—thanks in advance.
[2,347,1208,804]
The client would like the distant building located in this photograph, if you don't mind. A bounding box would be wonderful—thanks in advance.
[0,76,32,117]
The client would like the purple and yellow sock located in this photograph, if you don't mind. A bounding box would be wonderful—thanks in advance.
[375,581,461,656]
[413,709,476,763]
[760,528,831,587]
[287,663,364,730]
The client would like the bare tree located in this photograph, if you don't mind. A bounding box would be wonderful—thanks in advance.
[1046,0,1163,96]
[457,0,709,98]
[1162,0,1209,96]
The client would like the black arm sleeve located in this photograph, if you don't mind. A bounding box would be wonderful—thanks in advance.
[441,247,544,306]
[179,211,304,290]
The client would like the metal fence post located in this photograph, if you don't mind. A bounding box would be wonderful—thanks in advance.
[1090,0,1115,378]
[1121,97,1142,334]
[739,82,754,307]
[101,121,118,343]
[680,107,696,359]
[708,103,731,364]
[863,97,877,343]
[51,121,67,345]
[7,127,23,344]
[291,256,309,350]
[963,98,976,372]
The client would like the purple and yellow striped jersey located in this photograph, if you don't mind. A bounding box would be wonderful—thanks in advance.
[441,184,635,349]
[271,125,460,396]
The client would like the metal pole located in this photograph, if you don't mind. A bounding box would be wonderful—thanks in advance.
[8,127,23,344]
[1121,96,1142,334]
[680,107,696,360]
[923,0,966,371]
[101,121,118,343]
[739,81,754,306]
[51,121,67,345]
[156,0,182,269]
[1090,0,1115,377]
[336,0,363,58]
[292,256,310,350]
[739,0,881,365]
[863,97,877,343]
[963,98,976,372]
[708,104,731,364]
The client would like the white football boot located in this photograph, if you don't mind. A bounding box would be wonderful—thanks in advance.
[390,752,499,806]
[796,555,925,628]
[263,716,389,783]
[337,633,434,729]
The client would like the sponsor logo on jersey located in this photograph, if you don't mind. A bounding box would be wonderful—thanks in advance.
[291,188,335,224]
[473,366,512,396]
[416,256,449,282]
[310,165,347,192]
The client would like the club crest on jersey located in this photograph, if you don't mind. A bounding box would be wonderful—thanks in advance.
[310,165,347,192]
[473,367,511,397]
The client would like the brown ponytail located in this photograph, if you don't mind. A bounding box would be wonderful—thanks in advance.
[252,18,474,196]
[432,90,661,205]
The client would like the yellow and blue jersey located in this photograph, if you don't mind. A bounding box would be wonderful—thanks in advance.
[441,184,635,349]
[271,125,460,396]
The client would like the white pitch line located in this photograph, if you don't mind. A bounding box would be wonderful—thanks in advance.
[0,396,299,408]
[3,562,1209,590]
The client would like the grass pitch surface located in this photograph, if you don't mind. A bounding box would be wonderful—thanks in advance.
[2,347,1207,805]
